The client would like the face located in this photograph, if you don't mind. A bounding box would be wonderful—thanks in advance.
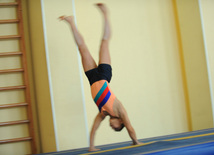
[109,118,122,130]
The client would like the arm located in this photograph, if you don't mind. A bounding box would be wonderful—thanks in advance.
[89,112,106,151]
[120,107,140,145]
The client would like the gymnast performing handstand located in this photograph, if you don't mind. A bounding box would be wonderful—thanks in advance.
[60,3,140,152]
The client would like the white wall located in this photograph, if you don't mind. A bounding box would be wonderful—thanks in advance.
[199,0,214,124]
[41,0,88,150]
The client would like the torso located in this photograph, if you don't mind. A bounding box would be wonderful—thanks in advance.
[102,98,121,118]
[91,80,117,117]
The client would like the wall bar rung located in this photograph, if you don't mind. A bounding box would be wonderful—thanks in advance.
[0,120,30,126]
[0,85,26,91]
[0,52,22,56]
[0,19,19,24]
[0,68,24,73]
[0,102,28,109]
[0,137,32,144]
[0,2,18,6]
[0,35,21,39]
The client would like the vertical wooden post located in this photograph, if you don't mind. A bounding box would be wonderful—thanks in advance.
[16,0,37,153]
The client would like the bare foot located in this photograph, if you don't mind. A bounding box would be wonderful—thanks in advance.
[59,15,74,23]
[96,3,108,15]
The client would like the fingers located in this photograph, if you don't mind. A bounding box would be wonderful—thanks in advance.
[88,147,101,152]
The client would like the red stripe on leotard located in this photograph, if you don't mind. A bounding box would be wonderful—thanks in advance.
[96,86,110,107]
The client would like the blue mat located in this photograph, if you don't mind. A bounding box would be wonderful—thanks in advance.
[146,141,214,155]
[38,128,214,155]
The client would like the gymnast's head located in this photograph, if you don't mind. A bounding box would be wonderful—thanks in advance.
[109,117,125,132]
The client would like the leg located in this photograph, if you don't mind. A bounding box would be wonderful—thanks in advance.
[59,16,97,72]
[96,4,111,65]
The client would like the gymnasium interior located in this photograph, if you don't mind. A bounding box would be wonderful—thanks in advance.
[0,0,214,154]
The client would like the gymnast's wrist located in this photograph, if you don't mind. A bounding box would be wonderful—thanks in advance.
[132,140,139,145]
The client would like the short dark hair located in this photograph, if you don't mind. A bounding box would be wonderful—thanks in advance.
[114,123,125,132]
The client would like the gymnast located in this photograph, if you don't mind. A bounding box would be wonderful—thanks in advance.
[59,3,140,152]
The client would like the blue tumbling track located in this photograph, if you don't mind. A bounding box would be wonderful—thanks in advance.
[146,141,214,155]
[38,128,214,155]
